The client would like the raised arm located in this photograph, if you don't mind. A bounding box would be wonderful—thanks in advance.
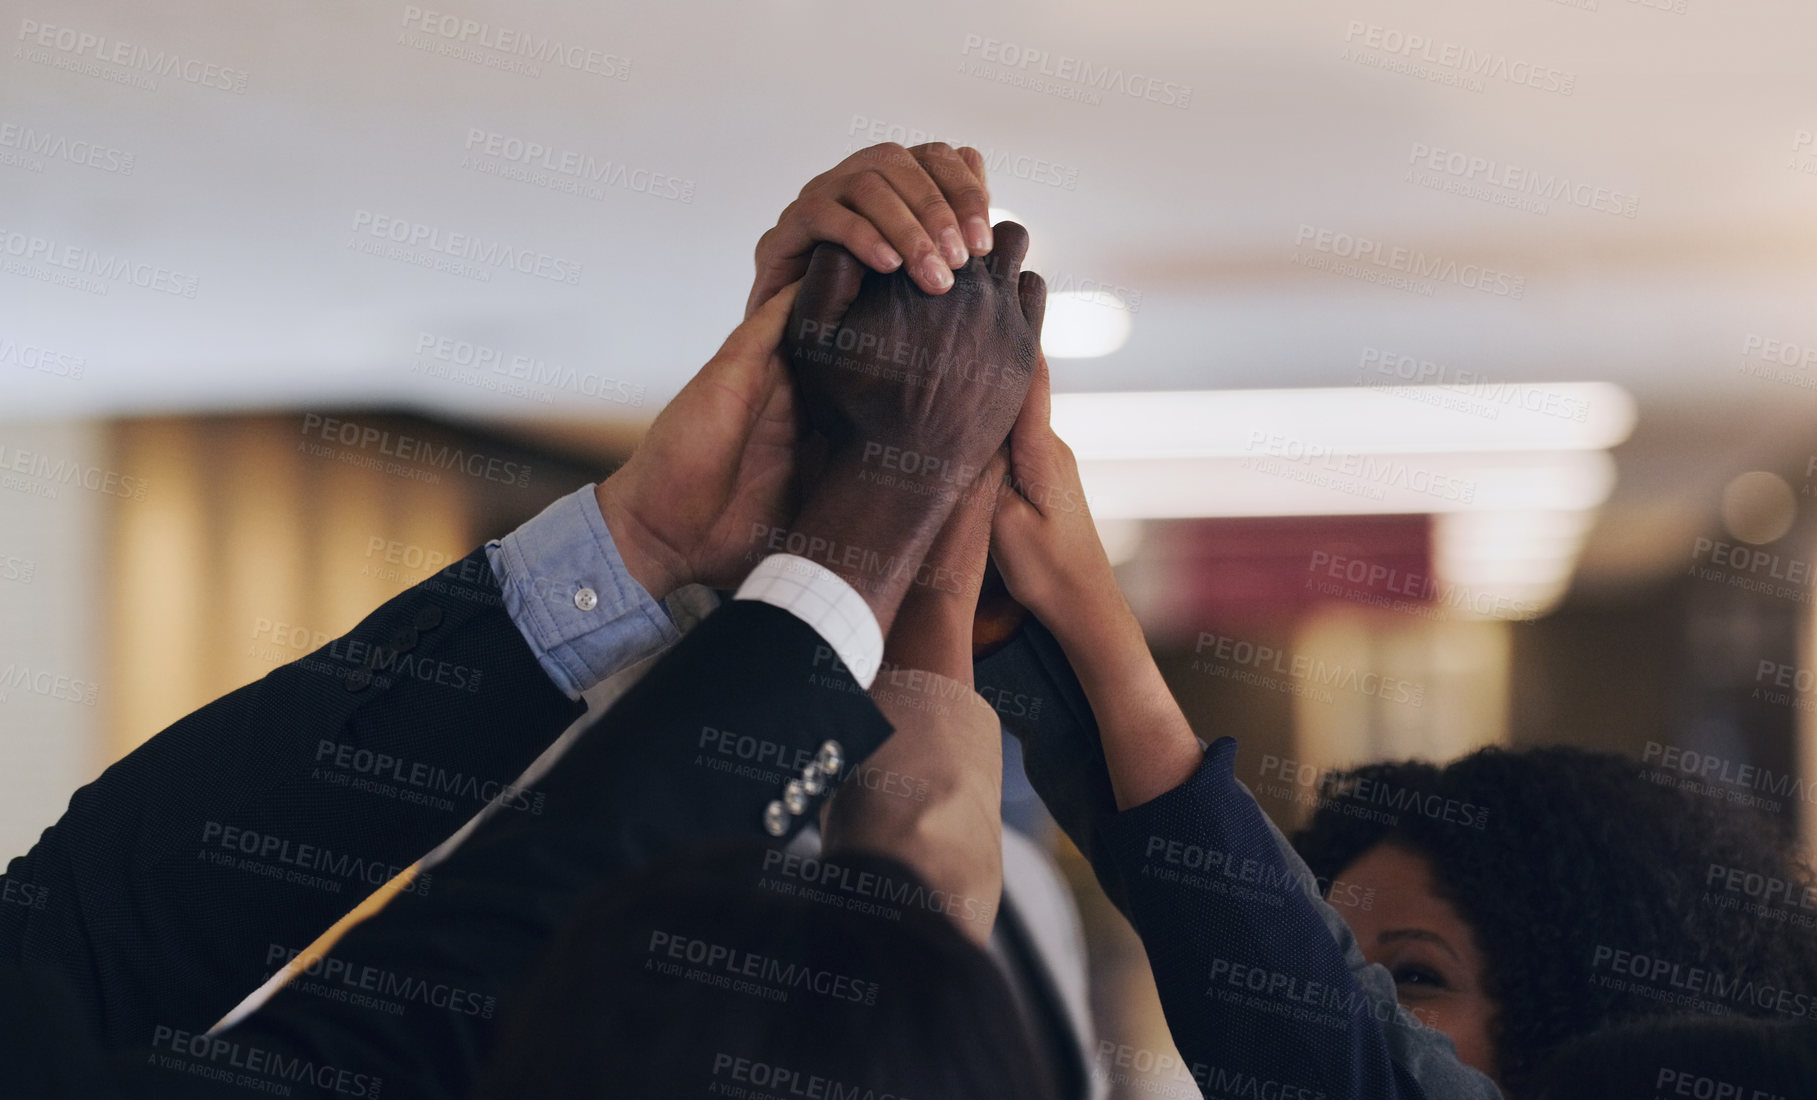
[152,233,1049,1099]
[0,147,1012,1056]
[987,364,1501,1100]
[822,455,1014,946]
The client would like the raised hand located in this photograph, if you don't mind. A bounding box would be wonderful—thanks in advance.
[989,354,1203,810]
[748,142,994,317]
[784,222,1046,481]
[594,285,804,599]
[767,224,1044,635]
[988,351,1117,625]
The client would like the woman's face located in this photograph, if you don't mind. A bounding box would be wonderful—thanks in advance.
[1336,842,1500,1081]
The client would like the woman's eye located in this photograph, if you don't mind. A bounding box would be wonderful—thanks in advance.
[1393,965,1448,990]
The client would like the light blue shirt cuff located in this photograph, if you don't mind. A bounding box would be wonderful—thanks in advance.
[485,483,683,700]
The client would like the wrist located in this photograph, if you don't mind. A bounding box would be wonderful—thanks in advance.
[788,449,954,636]
[1044,576,1142,673]
[1019,550,1120,633]
[884,598,974,682]
[595,475,686,603]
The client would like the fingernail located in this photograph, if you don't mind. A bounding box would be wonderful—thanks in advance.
[921,255,954,290]
[966,217,992,254]
[874,243,903,271]
[939,227,968,267]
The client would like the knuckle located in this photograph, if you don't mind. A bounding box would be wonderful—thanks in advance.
[864,142,911,168]
[911,190,954,219]
[953,185,989,210]
[753,225,781,261]
[848,170,894,201]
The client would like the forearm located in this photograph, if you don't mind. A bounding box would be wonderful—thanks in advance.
[1102,740,1499,1100]
[826,670,1004,944]
[785,453,955,638]
[1044,578,1201,811]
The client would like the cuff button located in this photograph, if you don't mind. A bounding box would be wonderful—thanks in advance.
[762,800,789,837]
[574,587,599,612]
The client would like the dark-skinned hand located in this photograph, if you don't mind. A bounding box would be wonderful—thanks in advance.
[783,221,1046,481]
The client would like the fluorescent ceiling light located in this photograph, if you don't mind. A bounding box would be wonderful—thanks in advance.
[1434,510,1601,619]
[1075,450,1617,520]
[1041,291,1133,359]
[1052,384,1636,460]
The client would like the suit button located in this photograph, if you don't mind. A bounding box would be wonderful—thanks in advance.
[414,605,444,631]
[762,801,789,837]
[344,668,372,692]
[387,626,419,652]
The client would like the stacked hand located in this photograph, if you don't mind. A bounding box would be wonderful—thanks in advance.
[598,143,995,601]
[747,142,994,316]
[784,225,1045,478]
[988,351,1119,625]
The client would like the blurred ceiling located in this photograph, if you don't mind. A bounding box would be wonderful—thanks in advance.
[5,0,1817,590]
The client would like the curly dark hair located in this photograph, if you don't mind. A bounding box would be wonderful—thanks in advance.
[1291,745,1817,1096]
[1530,1015,1817,1099]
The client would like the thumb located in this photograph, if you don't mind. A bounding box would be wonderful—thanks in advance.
[716,279,801,366]
[690,280,802,417]
[790,242,868,353]
[992,474,1040,544]
[1006,351,1058,504]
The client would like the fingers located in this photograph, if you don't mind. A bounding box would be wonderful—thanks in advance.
[863,142,971,269]
[910,142,993,256]
[747,201,899,319]
[751,142,993,315]
[1023,351,1052,430]
[985,221,1029,285]
[1003,351,1053,509]
[696,280,802,415]
[957,145,987,184]
[990,481,1041,545]
[1017,270,1047,342]
[788,244,868,444]
[726,279,803,358]
[790,243,869,354]
[841,167,956,293]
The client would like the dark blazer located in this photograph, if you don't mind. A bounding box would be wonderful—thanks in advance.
[44,577,884,1098]
[978,619,1450,1100]
[0,549,588,1053]
[156,593,888,1099]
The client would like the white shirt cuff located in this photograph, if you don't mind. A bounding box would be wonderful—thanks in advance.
[734,554,884,688]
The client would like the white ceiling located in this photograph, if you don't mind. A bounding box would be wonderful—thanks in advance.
[5,0,1817,584]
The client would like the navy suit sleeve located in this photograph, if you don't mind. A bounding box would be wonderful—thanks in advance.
[187,600,895,1100]
[1098,738,1433,1099]
[979,628,1502,1100]
[0,548,585,1050]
